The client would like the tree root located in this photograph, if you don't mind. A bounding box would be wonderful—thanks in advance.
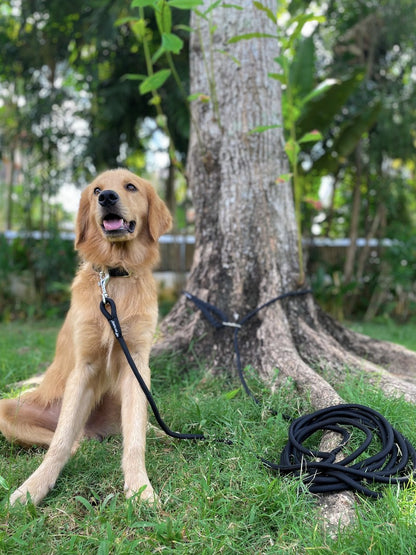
[295,314,416,402]
[316,306,416,381]
[317,491,357,538]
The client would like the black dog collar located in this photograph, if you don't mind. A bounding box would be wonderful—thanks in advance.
[93,265,130,278]
[108,267,130,278]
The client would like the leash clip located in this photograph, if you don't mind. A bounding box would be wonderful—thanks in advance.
[98,271,110,304]
[222,321,242,329]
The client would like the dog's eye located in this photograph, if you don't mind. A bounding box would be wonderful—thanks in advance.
[126,183,137,192]
[93,187,101,196]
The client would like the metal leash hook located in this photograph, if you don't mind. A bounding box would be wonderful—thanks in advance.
[98,271,123,339]
[98,271,110,304]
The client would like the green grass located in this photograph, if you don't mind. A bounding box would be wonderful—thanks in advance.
[347,317,416,352]
[1,320,416,553]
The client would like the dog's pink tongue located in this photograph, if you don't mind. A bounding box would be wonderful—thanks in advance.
[103,218,124,231]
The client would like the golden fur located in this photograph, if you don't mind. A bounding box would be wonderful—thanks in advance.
[0,168,172,505]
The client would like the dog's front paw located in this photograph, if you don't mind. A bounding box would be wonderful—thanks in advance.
[9,486,30,506]
[124,478,157,504]
[9,483,39,506]
[9,476,52,506]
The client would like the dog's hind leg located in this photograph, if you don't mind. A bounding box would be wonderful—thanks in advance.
[0,396,61,448]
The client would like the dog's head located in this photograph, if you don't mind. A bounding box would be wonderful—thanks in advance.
[75,169,172,266]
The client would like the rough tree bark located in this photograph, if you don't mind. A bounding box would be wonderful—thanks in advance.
[156,0,416,531]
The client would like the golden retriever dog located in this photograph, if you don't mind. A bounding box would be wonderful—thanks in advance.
[0,168,172,505]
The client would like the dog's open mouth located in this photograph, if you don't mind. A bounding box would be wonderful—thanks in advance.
[102,215,136,234]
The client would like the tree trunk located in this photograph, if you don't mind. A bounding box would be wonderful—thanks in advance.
[165,160,176,221]
[156,0,416,532]
[161,1,305,386]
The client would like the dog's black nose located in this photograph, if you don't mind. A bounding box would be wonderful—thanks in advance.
[98,190,119,207]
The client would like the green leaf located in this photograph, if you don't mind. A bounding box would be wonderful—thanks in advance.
[268,72,286,84]
[139,69,171,94]
[131,0,158,6]
[187,92,210,102]
[286,15,326,51]
[249,124,282,134]
[296,70,365,138]
[130,18,147,41]
[174,23,193,32]
[312,101,382,173]
[228,32,277,44]
[223,388,241,400]
[123,73,147,81]
[301,78,339,105]
[98,541,110,555]
[115,16,138,26]
[168,0,203,7]
[0,475,8,490]
[156,0,172,34]
[151,45,165,64]
[273,53,289,72]
[298,130,323,143]
[216,49,240,66]
[201,0,221,16]
[222,3,244,9]
[275,173,293,184]
[162,32,184,54]
[187,92,205,101]
[289,13,326,27]
[75,495,95,513]
[285,139,300,166]
[287,13,325,40]
[253,1,276,23]
[289,36,315,99]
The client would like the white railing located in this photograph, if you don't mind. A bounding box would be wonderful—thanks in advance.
[1,230,396,248]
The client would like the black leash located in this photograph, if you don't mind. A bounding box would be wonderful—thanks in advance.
[100,297,206,442]
[100,282,416,499]
[183,289,313,406]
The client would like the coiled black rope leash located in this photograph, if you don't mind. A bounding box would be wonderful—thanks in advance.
[184,290,416,498]
[99,273,416,498]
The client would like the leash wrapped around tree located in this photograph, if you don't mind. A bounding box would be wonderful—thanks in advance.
[102,287,416,499]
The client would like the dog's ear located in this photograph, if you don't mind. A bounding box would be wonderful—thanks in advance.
[74,188,91,249]
[147,186,172,241]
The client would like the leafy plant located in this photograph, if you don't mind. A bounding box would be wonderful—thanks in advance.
[0,231,76,320]
[122,0,203,171]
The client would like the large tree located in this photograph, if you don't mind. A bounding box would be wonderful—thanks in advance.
[158,0,416,527]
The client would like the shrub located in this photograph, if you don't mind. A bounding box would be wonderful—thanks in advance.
[0,231,77,320]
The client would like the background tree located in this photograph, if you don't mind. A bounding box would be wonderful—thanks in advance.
[299,0,416,319]
[0,0,190,229]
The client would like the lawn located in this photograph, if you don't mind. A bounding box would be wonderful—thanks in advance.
[347,317,416,353]
[1,319,416,554]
